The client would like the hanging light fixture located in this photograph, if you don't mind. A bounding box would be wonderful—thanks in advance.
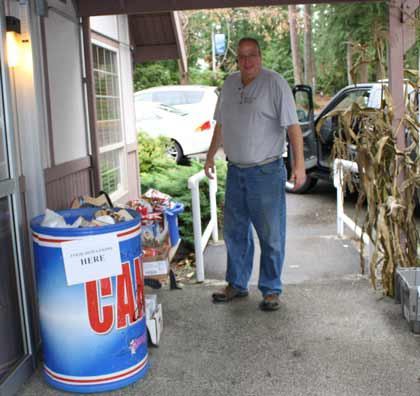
[6,16,21,68]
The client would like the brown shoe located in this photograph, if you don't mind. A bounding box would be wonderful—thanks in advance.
[259,294,280,311]
[212,285,249,303]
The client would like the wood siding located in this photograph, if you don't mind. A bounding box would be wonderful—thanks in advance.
[44,157,93,210]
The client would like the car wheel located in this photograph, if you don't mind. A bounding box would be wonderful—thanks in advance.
[284,157,318,193]
[166,140,184,163]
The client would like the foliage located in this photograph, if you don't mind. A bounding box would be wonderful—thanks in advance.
[313,2,387,94]
[263,34,295,84]
[403,27,420,70]
[138,132,227,250]
[323,77,420,296]
[183,7,295,85]
[188,67,226,89]
[137,132,173,174]
[132,2,410,101]
[133,60,179,91]
[181,4,389,92]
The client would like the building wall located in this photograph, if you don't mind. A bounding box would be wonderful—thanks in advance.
[40,0,92,209]
[43,8,88,165]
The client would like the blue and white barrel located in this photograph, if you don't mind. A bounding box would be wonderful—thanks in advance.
[31,208,148,393]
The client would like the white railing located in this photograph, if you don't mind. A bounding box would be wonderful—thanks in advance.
[188,169,219,282]
[333,159,372,270]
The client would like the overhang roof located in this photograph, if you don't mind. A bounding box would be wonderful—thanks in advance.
[128,11,187,72]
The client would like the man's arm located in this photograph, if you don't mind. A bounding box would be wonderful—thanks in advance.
[204,123,223,179]
[287,123,306,190]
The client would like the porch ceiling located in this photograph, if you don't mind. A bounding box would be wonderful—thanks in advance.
[129,11,186,70]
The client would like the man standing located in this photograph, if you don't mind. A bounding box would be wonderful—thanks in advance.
[204,37,306,311]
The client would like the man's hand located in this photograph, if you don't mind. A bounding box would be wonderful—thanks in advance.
[289,166,306,191]
[205,157,215,179]
[287,124,306,191]
[204,123,222,179]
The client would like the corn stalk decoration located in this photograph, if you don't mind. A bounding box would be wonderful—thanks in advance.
[318,75,420,296]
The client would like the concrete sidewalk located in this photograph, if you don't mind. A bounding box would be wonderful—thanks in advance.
[21,183,420,395]
[21,278,420,396]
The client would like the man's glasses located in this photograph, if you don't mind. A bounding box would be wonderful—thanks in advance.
[237,54,259,62]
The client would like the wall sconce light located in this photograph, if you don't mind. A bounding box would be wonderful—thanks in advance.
[6,16,21,68]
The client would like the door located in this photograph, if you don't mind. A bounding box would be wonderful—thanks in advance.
[292,85,318,170]
[0,5,34,396]
[315,87,371,168]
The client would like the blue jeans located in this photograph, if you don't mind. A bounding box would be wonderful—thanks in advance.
[223,159,286,296]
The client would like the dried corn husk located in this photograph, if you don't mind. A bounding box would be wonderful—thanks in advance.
[323,76,420,296]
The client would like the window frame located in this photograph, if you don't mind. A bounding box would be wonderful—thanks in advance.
[92,39,127,199]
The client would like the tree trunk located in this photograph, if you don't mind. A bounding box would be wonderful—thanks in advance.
[288,5,302,85]
[178,60,188,84]
[303,4,315,88]
[359,62,369,83]
[346,41,353,85]
[375,39,386,81]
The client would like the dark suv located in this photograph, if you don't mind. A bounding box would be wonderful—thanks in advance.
[289,83,417,198]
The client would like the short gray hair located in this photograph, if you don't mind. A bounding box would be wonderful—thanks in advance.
[237,37,261,55]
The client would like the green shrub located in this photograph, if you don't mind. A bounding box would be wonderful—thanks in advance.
[188,67,226,90]
[138,133,227,250]
[133,61,179,91]
[137,132,173,174]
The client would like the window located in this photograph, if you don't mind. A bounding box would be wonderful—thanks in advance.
[335,90,370,112]
[136,92,152,102]
[184,91,204,104]
[294,90,310,122]
[151,90,204,106]
[93,44,124,195]
[153,91,184,106]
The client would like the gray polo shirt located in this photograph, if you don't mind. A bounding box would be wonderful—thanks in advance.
[214,68,298,166]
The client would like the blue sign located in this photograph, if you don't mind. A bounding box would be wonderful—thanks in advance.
[214,33,226,56]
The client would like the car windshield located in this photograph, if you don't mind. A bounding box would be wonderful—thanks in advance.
[158,104,188,117]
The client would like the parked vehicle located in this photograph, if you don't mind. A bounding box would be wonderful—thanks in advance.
[135,101,214,163]
[134,85,218,121]
[290,83,418,197]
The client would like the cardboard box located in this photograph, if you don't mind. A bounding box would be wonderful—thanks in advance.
[395,267,420,334]
[143,246,170,278]
[145,294,157,318]
[146,303,163,346]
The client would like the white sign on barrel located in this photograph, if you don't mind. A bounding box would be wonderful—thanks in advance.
[61,234,122,286]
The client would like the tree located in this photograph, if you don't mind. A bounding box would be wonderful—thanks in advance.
[183,7,294,84]
[303,4,315,88]
[133,61,179,91]
[288,5,303,85]
[313,2,387,93]
[346,41,353,85]
[133,4,390,96]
